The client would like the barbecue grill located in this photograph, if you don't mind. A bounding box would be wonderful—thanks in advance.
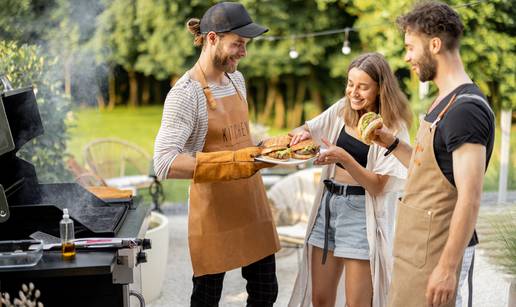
[0,81,150,306]
[0,85,128,239]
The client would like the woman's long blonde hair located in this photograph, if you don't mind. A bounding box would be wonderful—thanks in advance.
[343,52,412,131]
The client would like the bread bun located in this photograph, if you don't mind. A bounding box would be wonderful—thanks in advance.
[290,139,315,151]
[263,154,290,161]
[358,112,383,145]
[290,139,319,159]
[362,118,383,145]
[292,152,314,160]
[262,135,292,148]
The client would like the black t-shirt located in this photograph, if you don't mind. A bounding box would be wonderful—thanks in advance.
[424,83,495,247]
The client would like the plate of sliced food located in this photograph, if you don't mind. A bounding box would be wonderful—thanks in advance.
[255,135,320,165]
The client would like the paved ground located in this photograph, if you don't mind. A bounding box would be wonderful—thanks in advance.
[148,192,515,306]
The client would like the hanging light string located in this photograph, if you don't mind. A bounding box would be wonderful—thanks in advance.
[257,0,491,45]
[258,22,387,42]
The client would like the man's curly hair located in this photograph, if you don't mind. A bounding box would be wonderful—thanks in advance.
[396,1,464,51]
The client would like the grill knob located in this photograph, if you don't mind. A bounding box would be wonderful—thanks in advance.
[136,251,147,264]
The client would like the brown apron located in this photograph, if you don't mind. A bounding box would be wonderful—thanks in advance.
[388,96,461,307]
[188,65,280,277]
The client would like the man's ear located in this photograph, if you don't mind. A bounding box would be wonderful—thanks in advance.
[206,31,218,46]
[429,37,442,55]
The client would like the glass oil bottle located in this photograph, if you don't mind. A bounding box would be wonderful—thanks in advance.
[60,208,76,260]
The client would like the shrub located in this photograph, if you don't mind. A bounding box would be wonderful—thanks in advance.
[0,41,72,182]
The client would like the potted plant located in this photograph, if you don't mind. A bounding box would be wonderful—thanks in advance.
[141,211,169,303]
[481,207,516,305]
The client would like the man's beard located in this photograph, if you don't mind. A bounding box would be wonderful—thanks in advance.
[213,44,237,73]
[417,48,437,82]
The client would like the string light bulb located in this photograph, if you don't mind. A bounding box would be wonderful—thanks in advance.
[341,28,351,55]
[289,46,299,59]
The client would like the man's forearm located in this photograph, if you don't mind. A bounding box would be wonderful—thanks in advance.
[167,153,196,179]
[438,143,485,271]
[438,197,479,270]
[391,140,413,168]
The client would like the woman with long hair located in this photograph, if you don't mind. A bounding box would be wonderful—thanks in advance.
[288,52,412,307]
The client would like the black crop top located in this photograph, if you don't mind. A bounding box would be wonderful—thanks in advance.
[335,126,369,167]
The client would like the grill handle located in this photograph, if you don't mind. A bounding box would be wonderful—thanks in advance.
[0,184,10,223]
[0,75,13,91]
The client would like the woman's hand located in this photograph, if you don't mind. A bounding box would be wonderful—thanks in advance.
[289,130,311,146]
[314,138,352,166]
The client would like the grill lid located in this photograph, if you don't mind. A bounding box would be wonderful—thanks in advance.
[0,85,128,238]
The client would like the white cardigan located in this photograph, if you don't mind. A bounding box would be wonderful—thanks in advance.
[288,98,409,307]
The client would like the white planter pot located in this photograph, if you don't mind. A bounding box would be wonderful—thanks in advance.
[141,211,169,303]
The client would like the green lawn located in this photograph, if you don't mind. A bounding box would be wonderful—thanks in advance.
[67,106,515,203]
[67,106,163,161]
[67,106,189,203]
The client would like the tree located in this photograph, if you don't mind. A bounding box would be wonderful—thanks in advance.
[94,0,142,108]
[0,41,72,182]
[134,0,195,81]
[0,0,51,43]
[131,0,199,105]
[240,0,356,128]
[46,0,80,98]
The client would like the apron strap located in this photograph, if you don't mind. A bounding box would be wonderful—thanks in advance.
[467,250,475,307]
[322,186,332,265]
[193,62,217,110]
[430,94,457,129]
[192,63,244,110]
[430,93,493,130]
[224,72,245,103]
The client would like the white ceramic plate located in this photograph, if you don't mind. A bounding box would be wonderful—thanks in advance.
[255,155,317,165]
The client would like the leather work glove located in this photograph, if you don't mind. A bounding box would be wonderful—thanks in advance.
[193,147,274,183]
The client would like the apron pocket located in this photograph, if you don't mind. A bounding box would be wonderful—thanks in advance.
[393,200,432,268]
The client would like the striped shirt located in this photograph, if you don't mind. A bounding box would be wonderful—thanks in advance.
[153,70,247,180]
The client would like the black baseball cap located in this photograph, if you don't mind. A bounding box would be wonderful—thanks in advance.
[200,2,268,38]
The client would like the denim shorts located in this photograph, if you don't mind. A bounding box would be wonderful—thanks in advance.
[308,182,369,260]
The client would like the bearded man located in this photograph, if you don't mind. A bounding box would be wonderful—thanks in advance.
[153,3,279,306]
[374,1,495,306]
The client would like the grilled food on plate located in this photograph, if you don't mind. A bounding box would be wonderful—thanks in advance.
[261,135,292,148]
[260,135,292,161]
[290,139,320,159]
[261,146,292,161]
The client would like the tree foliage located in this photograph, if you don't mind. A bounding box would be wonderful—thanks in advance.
[2,0,514,118]
[0,0,50,43]
[458,0,515,111]
[133,0,195,80]
[1,0,512,184]
[347,0,515,112]
[0,41,72,182]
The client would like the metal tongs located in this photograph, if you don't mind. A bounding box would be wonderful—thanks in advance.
[30,231,151,251]
[41,238,151,251]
